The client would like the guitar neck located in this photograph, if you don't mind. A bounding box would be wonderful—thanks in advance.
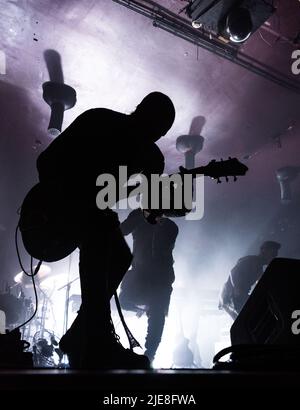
[179,166,206,178]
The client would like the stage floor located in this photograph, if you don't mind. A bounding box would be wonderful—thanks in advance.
[0,368,299,406]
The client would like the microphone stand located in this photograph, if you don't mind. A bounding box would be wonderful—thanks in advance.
[58,276,79,336]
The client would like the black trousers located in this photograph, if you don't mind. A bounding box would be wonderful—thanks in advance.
[119,268,173,361]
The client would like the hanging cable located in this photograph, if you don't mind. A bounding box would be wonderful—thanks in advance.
[14,222,42,330]
[114,292,141,350]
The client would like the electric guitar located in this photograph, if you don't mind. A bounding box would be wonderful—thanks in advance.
[19,157,248,262]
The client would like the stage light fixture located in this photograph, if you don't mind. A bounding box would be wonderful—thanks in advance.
[186,0,275,45]
[225,7,253,43]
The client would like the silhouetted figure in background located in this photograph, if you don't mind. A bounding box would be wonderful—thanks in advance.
[219,241,281,320]
[172,335,198,369]
[119,208,178,363]
[20,92,177,369]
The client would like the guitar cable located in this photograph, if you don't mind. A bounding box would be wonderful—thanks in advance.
[14,222,42,330]
[114,291,141,350]
[105,223,140,350]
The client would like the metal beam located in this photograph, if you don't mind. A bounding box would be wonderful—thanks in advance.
[112,0,300,95]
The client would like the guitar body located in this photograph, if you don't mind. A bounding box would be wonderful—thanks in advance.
[19,183,78,262]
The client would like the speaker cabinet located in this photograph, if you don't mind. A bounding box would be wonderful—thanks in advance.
[231,258,300,346]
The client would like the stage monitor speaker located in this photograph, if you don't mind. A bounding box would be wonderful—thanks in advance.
[231,258,300,346]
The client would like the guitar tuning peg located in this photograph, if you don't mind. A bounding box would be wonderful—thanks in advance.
[234,176,237,182]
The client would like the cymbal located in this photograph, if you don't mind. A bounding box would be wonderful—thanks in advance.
[14,264,52,288]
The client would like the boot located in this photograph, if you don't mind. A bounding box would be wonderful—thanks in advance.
[59,320,150,370]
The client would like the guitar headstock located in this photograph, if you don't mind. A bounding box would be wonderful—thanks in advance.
[182,157,249,183]
[205,157,248,183]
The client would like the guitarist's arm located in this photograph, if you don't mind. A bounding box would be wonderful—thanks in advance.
[142,169,193,224]
[219,277,239,321]
[120,208,144,235]
[124,178,190,222]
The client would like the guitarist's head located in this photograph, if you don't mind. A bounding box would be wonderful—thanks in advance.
[131,92,175,142]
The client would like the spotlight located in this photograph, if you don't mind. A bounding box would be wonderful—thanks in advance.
[224,7,253,43]
[186,0,275,45]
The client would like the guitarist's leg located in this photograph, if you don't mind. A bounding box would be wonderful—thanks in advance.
[60,210,132,366]
[107,223,133,297]
[78,225,112,365]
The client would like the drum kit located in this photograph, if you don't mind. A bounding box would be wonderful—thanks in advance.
[0,263,81,367]
[0,264,52,329]
[0,264,80,367]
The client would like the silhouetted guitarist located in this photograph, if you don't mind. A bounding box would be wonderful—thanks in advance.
[20,92,177,369]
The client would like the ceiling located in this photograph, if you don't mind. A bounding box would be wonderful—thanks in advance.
[0,0,300,283]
